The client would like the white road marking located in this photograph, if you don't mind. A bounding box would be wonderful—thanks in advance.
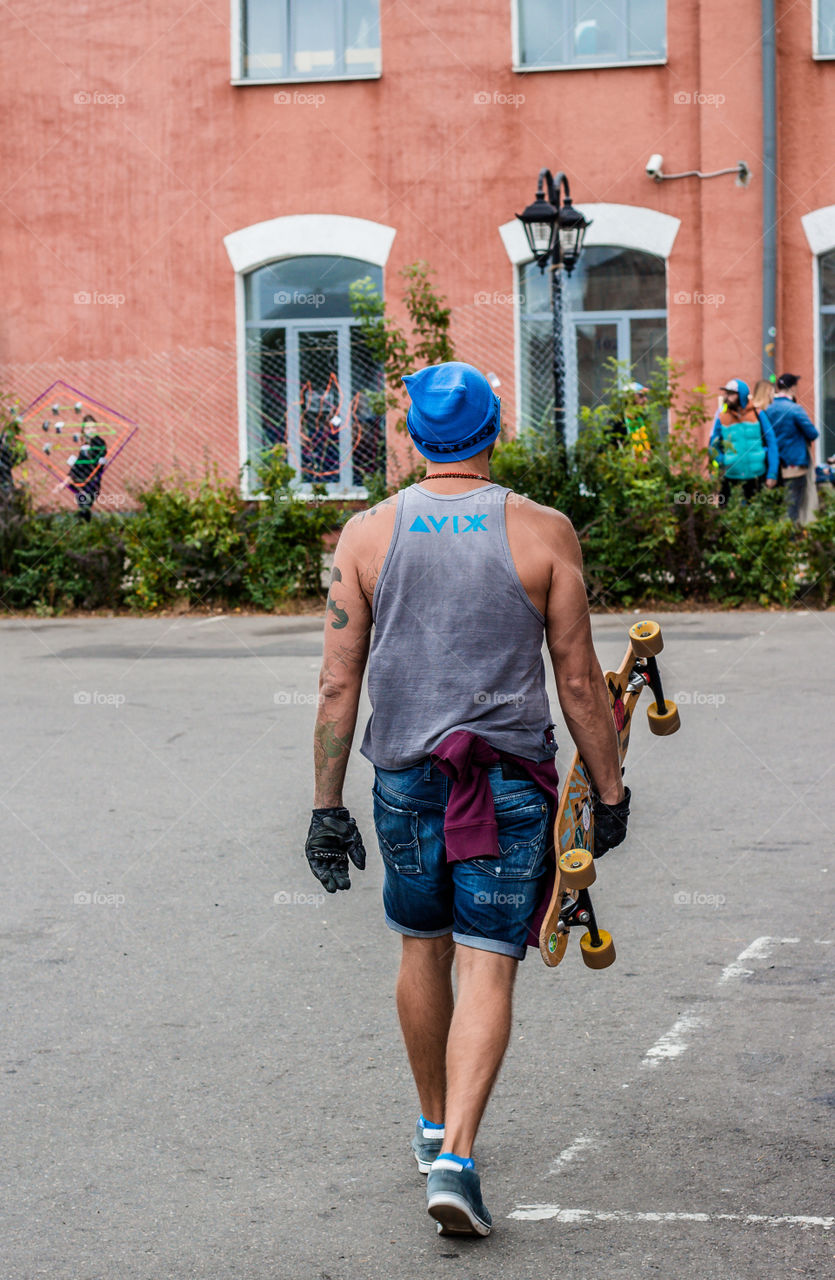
[641,1010,704,1067]
[547,1134,594,1175]
[193,615,227,626]
[509,1205,833,1230]
[718,936,799,984]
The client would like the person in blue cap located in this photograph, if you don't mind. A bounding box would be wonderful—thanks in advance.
[304,361,628,1237]
[709,378,779,505]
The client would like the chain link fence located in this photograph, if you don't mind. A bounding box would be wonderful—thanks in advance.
[1,300,557,509]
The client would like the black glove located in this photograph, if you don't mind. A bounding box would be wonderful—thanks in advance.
[305,807,367,893]
[592,786,631,857]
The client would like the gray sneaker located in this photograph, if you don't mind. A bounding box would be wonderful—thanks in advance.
[411,1117,445,1174]
[426,1157,492,1236]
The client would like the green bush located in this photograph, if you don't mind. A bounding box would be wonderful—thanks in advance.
[0,450,342,614]
[243,446,345,608]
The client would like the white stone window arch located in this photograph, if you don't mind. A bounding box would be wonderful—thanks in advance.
[224,215,396,494]
[498,204,680,444]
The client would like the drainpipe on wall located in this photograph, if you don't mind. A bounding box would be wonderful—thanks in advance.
[761,0,778,379]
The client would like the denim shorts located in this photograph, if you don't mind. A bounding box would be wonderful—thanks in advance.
[372,760,551,961]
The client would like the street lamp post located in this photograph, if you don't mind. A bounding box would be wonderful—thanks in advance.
[516,170,590,449]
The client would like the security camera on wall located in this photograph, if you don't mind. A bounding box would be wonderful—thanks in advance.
[646,154,664,180]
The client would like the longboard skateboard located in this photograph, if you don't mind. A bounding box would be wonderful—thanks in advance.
[539,620,680,969]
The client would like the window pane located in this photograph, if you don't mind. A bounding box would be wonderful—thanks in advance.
[299,329,341,482]
[565,246,666,312]
[822,314,835,461]
[520,318,555,432]
[243,0,286,77]
[572,0,624,62]
[346,0,381,73]
[821,250,835,306]
[350,327,386,485]
[518,0,664,66]
[630,316,667,386]
[292,0,339,77]
[246,327,287,461]
[820,0,835,54]
[628,0,665,58]
[576,322,619,410]
[246,257,383,322]
[518,0,567,67]
[520,260,552,316]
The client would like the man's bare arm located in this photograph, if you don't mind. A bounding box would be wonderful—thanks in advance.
[313,525,373,807]
[544,514,624,805]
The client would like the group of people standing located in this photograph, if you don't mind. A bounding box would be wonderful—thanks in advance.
[708,373,822,522]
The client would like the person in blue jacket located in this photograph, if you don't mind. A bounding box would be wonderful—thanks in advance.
[765,373,819,522]
[709,378,779,505]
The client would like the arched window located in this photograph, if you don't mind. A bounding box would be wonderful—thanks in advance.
[519,246,667,442]
[244,255,385,493]
[819,249,835,461]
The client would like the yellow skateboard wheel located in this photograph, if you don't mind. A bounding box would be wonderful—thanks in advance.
[580,928,616,969]
[629,620,663,657]
[647,699,681,736]
[558,848,596,889]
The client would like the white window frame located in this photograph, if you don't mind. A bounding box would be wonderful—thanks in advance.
[499,203,680,437]
[801,204,835,452]
[510,0,667,72]
[223,215,396,496]
[813,0,835,58]
[230,0,383,85]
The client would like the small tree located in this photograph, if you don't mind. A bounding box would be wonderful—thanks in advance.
[350,262,456,440]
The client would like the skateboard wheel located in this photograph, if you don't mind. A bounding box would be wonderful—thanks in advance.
[558,848,596,889]
[629,620,663,657]
[580,929,616,969]
[647,699,681,736]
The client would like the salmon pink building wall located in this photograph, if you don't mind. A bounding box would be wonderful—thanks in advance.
[2,1,834,505]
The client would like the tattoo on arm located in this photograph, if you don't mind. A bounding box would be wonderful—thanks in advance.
[326,565,349,629]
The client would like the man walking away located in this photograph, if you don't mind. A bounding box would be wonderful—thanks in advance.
[766,373,819,523]
[709,378,778,504]
[304,361,629,1237]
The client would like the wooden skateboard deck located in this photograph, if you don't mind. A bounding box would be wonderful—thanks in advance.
[539,620,680,969]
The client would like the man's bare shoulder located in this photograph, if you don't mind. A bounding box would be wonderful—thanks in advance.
[504,491,577,543]
[341,493,398,546]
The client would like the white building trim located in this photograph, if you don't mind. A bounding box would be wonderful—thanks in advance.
[499,203,681,264]
[801,205,835,256]
[223,214,397,275]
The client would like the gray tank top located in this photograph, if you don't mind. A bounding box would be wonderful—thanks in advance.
[360,483,556,769]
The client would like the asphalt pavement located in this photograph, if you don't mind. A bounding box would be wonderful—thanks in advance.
[1,610,833,1280]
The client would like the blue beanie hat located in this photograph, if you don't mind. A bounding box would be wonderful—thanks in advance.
[402,362,501,462]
